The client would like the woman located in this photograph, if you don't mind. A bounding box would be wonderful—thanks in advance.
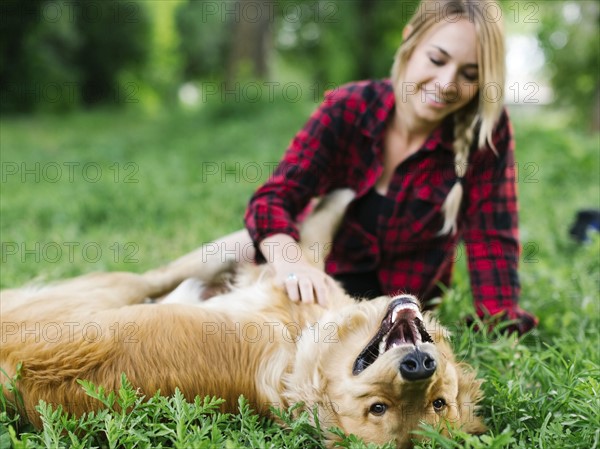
[216,0,536,334]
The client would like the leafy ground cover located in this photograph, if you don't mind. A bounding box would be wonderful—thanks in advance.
[1,98,598,448]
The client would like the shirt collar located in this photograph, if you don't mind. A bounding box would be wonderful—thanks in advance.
[359,79,455,152]
[358,79,395,139]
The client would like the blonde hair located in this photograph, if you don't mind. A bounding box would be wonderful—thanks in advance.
[391,0,506,234]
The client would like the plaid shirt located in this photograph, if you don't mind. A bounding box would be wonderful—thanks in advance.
[245,79,537,332]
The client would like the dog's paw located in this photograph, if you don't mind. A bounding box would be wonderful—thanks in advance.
[160,278,205,305]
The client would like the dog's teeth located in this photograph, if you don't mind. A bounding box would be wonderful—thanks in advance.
[379,335,387,355]
[392,303,420,322]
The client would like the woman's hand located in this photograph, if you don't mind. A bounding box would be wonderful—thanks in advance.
[466,305,538,336]
[259,233,335,306]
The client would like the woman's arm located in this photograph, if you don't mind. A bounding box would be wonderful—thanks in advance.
[462,108,538,334]
[245,86,356,304]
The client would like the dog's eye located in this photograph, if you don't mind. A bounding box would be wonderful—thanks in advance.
[433,398,446,412]
[369,403,388,416]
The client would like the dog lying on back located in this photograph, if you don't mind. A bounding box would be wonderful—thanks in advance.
[0,190,485,448]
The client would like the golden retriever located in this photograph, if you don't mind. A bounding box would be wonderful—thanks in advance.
[0,190,485,448]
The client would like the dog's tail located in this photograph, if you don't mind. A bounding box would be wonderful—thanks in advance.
[298,188,355,270]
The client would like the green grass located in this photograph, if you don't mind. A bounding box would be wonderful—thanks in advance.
[1,99,599,448]
[2,373,327,449]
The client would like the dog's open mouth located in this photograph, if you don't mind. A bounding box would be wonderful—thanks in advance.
[352,296,433,375]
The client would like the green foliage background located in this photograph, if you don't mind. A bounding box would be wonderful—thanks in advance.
[535,1,600,127]
[1,1,598,126]
[0,0,150,113]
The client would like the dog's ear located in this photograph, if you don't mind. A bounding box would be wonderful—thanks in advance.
[463,413,487,435]
[424,312,487,435]
[456,363,487,434]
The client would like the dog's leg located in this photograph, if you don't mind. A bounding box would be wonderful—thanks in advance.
[298,189,355,271]
[143,189,354,298]
[297,189,357,309]
[0,271,170,319]
[140,229,254,299]
[0,230,251,315]
[159,278,205,304]
[2,190,356,312]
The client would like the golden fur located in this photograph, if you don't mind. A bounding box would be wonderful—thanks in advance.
[0,191,485,448]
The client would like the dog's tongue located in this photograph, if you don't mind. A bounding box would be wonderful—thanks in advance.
[377,308,423,355]
[386,320,421,350]
[385,318,419,349]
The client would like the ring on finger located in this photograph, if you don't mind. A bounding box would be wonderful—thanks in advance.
[286,273,298,282]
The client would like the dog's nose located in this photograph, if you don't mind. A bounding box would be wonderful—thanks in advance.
[399,350,436,381]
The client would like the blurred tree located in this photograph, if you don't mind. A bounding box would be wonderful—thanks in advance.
[0,0,151,113]
[74,0,150,106]
[176,0,273,86]
[356,0,377,80]
[536,1,600,130]
[175,0,232,81]
[274,0,360,86]
[360,0,422,79]
[142,1,185,108]
[226,0,273,86]
[0,0,79,113]
[274,0,419,90]
[173,0,418,95]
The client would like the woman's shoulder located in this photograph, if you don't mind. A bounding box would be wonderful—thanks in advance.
[323,79,394,110]
[495,106,512,132]
[470,107,513,154]
[489,106,514,154]
[468,107,514,174]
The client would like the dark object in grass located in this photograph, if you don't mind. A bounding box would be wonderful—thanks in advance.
[569,209,600,243]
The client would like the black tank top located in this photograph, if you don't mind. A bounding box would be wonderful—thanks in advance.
[333,188,385,299]
[355,187,386,235]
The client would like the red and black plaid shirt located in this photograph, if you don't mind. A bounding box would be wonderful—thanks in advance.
[245,79,536,331]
